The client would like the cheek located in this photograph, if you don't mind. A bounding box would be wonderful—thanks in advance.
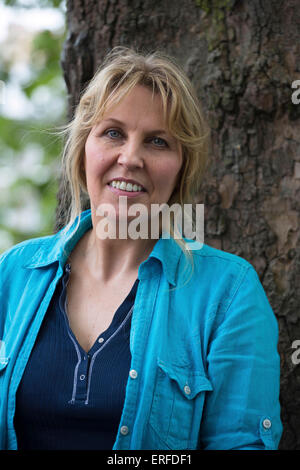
[159,158,182,183]
[85,137,101,164]
[84,140,110,178]
[153,160,182,197]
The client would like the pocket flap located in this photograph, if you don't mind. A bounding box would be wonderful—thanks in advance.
[157,358,213,400]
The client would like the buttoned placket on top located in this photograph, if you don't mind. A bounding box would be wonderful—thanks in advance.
[59,263,134,406]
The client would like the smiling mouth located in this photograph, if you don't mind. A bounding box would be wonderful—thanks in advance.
[108,179,146,193]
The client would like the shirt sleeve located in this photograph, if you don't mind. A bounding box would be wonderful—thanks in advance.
[199,265,283,450]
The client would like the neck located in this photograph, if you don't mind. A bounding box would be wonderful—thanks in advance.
[72,212,157,283]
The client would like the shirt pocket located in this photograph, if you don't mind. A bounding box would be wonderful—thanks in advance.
[148,358,213,450]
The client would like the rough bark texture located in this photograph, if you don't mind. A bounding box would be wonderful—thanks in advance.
[57,0,300,449]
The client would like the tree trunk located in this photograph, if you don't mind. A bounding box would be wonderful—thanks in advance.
[58,0,300,450]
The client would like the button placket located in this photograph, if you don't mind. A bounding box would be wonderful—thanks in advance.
[76,334,107,403]
[75,352,90,400]
[62,265,136,406]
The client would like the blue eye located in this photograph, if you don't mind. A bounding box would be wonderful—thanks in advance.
[106,129,121,139]
[104,129,168,147]
[152,137,167,147]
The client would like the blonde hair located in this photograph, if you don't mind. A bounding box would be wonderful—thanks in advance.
[58,46,210,280]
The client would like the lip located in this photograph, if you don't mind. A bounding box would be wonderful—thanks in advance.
[107,177,146,191]
[107,185,146,198]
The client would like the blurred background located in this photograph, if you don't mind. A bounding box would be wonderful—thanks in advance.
[0,0,66,253]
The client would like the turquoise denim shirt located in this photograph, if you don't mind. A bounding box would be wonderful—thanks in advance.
[0,210,282,450]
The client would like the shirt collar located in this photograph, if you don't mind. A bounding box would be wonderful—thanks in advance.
[23,210,93,269]
[24,209,183,286]
[146,235,182,286]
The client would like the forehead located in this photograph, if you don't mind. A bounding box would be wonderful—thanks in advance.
[100,84,168,129]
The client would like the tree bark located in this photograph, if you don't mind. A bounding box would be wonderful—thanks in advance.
[58,0,300,449]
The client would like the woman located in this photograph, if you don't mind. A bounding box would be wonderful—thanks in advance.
[0,47,282,450]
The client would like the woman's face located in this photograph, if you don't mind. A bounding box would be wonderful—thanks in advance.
[84,84,183,227]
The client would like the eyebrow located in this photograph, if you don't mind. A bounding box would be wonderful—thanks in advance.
[100,118,171,137]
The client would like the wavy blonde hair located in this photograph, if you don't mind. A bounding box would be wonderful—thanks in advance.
[58,46,210,279]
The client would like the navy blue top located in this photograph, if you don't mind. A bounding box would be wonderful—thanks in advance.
[14,263,138,450]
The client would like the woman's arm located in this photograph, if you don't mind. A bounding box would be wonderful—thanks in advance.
[199,265,282,450]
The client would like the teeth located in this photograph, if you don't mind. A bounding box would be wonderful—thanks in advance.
[110,180,143,192]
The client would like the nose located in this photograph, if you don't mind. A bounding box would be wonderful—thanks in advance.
[117,139,144,170]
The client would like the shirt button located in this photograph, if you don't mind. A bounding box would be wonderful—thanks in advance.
[120,425,129,435]
[79,374,85,381]
[262,418,272,430]
[98,337,104,343]
[129,369,138,379]
[184,385,191,395]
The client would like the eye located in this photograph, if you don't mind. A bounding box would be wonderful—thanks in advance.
[105,129,122,139]
[151,136,168,148]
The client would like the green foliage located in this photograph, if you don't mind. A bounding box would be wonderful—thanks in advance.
[0,3,67,253]
[23,29,65,98]
[4,0,65,8]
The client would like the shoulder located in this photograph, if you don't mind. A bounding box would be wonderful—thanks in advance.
[186,241,253,272]
[0,232,61,271]
[177,242,275,332]
[178,241,258,297]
